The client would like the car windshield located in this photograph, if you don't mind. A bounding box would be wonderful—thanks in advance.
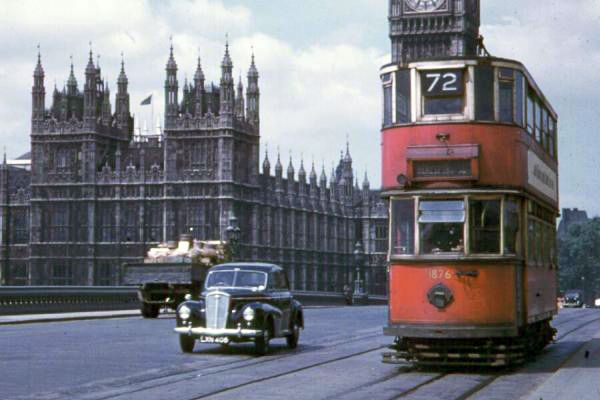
[205,269,268,289]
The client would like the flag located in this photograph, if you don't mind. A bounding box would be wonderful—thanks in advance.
[140,94,152,106]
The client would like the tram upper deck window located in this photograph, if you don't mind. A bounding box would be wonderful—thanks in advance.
[498,68,514,123]
[535,100,543,144]
[418,200,465,254]
[382,73,393,126]
[391,199,415,255]
[421,69,465,115]
[549,117,557,158]
[526,90,535,135]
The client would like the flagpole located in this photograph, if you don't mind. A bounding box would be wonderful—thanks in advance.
[151,91,154,136]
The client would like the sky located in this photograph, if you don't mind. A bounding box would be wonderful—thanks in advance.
[0,0,598,215]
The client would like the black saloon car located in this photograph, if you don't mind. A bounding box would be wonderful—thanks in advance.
[174,263,304,355]
[563,290,584,308]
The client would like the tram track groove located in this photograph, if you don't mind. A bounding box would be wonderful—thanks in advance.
[19,330,384,400]
[188,344,388,400]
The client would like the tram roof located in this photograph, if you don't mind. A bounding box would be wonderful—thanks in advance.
[380,56,557,119]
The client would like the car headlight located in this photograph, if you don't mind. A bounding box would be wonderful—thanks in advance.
[243,307,255,321]
[595,298,600,307]
[179,305,191,321]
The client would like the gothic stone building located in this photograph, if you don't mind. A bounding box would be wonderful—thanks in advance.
[0,43,389,294]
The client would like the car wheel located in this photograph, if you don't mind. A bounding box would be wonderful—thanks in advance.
[286,319,300,349]
[141,303,159,319]
[255,326,271,356]
[179,335,195,353]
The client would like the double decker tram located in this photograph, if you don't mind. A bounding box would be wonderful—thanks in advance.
[381,57,559,367]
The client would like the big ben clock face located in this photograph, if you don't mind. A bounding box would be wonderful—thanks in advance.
[404,0,447,13]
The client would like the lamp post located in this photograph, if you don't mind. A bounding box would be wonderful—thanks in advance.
[226,214,241,261]
[581,276,586,307]
[353,241,366,304]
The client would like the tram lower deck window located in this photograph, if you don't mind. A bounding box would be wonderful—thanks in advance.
[469,199,501,254]
[418,200,465,254]
[391,199,415,255]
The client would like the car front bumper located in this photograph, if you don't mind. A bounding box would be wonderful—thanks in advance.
[174,325,263,338]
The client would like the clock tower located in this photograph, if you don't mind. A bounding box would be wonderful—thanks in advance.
[389,0,480,65]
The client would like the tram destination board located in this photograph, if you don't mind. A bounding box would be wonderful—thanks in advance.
[413,159,472,179]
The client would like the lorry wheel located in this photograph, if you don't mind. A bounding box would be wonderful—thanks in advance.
[179,335,195,353]
[141,303,160,318]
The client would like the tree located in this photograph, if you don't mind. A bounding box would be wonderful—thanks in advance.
[558,218,600,303]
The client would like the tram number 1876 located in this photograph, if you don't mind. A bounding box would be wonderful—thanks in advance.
[421,69,464,96]
[428,268,452,280]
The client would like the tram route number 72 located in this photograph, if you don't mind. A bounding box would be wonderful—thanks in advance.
[421,69,464,96]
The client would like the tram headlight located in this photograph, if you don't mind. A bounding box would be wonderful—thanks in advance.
[243,307,255,321]
[178,305,191,321]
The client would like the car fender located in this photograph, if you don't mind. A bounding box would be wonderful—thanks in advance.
[291,299,304,328]
[245,302,283,335]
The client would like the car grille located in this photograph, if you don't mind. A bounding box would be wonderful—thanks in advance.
[206,292,230,330]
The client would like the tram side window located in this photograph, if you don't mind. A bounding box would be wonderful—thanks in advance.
[499,80,514,123]
[391,199,415,255]
[527,220,536,265]
[535,100,543,145]
[419,200,465,254]
[475,65,495,121]
[503,198,520,255]
[382,73,393,126]
[549,117,557,158]
[526,91,535,136]
[542,108,549,152]
[396,69,411,124]
[515,72,525,127]
[469,199,501,254]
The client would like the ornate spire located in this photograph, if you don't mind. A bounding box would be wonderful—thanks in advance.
[166,36,177,70]
[309,160,317,181]
[86,42,95,73]
[67,55,77,89]
[262,146,270,174]
[222,34,233,68]
[248,46,258,78]
[362,170,370,189]
[345,137,352,162]
[194,53,204,82]
[118,52,128,85]
[298,156,306,180]
[34,44,44,77]
[320,164,327,187]
[287,153,295,177]
[275,148,283,176]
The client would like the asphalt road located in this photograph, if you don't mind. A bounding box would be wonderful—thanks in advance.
[1,307,599,400]
[0,306,387,399]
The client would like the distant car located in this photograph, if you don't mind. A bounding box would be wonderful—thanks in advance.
[174,263,304,355]
[563,290,584,308]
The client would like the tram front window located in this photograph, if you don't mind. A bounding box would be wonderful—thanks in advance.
[419,200,465,254]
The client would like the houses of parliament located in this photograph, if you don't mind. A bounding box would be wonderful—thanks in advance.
[0,42,389,294]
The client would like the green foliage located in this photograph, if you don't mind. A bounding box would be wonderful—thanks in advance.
[558,218,600,300]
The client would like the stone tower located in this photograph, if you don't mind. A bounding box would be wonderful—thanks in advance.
[389,0,480,65]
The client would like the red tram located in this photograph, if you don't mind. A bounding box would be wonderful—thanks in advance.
[381,57,559,367]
